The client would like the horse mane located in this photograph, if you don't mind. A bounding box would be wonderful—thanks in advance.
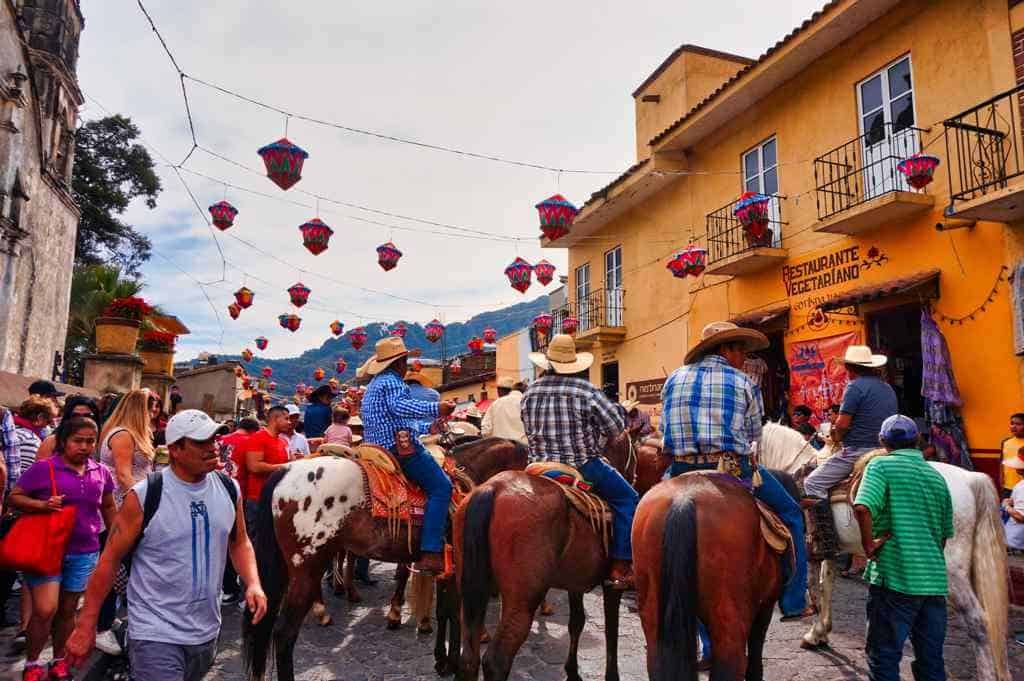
[852,448,889,476]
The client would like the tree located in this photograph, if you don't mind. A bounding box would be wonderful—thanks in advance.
[72,115,162,275]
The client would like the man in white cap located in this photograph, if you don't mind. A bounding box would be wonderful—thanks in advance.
[520,334,637,589]
[661,321,808,620]
[481,376,526,444]
[66,410,267,681]
[361,337,455,574]
[281,404,310,459]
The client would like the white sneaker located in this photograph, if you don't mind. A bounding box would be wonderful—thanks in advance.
[95,630,123,656]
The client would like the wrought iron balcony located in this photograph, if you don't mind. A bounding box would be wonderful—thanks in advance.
[705,195,787,276]
[533,288,626,349]
[944,83,1024,221]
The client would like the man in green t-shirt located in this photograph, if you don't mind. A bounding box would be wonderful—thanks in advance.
[853,414,953,681]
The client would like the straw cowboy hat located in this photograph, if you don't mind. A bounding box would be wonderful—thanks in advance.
[1005,451,1024,470]
[404,370,435,388]
[528,334,594,374]
[684,321,769,365]
[843,344,888,368]
[621,398,640,412]
[355,356,374,380]
[497,376,516,390]
[365,336,409,376]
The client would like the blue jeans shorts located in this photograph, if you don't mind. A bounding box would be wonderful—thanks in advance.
[24,551,100,592]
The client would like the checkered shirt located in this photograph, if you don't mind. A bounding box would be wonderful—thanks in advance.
[520,374,624,468]
[361,369,439,450]
[0,409,17,493]
[661,354,764,457]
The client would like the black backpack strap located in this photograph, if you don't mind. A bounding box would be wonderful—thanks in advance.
[215,470,239,542]
[140,471,163,537]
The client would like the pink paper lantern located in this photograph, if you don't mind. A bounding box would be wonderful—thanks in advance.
[255,336,269,351]
[228,303,241,320]
[533,259,556,286]
[897,153,941,190]
[468,336,484,355]
[425,319,444,343]
[535,194,579,241]
[349,326,368,350]
[208,201,238,231]
[288,282,311,308]
[335,358,348,374]
[504,257,533,294]
[390,322,407,338]
[257,138,309,191]
[241,348,254,363]
[561,315,579,334]
[483,327,497,344]
[234,287,255,309]
[298,218,334,255]
[532,312,553,335]
[262,367,273,378]
[667,245,708,279]
[278,313,302,333]
[733,192,772,246]
[376,242,403,271]
[330,320,345,337]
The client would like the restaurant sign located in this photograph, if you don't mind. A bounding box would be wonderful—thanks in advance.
[625,378,666,405]
[782,245,888,312]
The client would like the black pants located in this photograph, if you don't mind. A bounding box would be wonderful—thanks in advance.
[865,584,947,681]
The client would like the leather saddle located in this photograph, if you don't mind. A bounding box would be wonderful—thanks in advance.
[525,462,612,553]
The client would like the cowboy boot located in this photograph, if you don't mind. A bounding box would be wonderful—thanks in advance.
[413,552,445,575]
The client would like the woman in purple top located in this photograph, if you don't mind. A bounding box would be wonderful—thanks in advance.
[9,417,115,681]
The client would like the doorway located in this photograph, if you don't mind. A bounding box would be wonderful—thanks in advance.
[601,362,620,402]
[867,303,923,418]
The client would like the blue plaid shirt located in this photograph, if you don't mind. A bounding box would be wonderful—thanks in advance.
[361,369,439,450]
[520,374,624,468]
[662,354,763,457]
[0,408,17,494]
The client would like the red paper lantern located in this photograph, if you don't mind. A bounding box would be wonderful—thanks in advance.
[504,257,533,294]
[561,315,579,334]
[449,358,462,377]
[234,287,254,309]
[376,242,403,271]
[241,349,254,362]
[897,153,941,190]
[242,376,252,390]
[412,359,423,372]
[268,381,277,392]
[532,312,553,335]
[228,303,241,320]
[667,245,708,279]
[257,138,309,191]
[313,367,325,382]
[533,259,556,286]
[208,201,238,231]
[483,327,497,344]
[330,320,345,337]
[262,367,273,378]
[255,336,269,351]
[299,218,334,255]
[234,366,245,378]
[288,282,311,308]
[390,322,407,338]
[535,194,579,241]
[349,326,368,350]
[424,319,444,343]
[335,358,348,374]
[733,192,772,246]
[468,336,484,355]
[278,313,302,332]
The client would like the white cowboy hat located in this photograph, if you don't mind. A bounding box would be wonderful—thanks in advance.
[621,398,640,412]
[528,334,594,374]
[843,345,888,368]
[365,337,410,376]
[497,376,515,390]
[684,321,769,365]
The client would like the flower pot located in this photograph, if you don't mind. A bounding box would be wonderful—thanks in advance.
[95,317,141,354]
[139,350,174,376]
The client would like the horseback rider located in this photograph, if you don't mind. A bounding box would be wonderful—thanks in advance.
[361,337,456,574]
[801,345,897,554]
[661,321,808,619]
[520,334,639,590]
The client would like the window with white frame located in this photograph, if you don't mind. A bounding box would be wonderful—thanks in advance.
[741,137,781,246]
[575,263,590,330]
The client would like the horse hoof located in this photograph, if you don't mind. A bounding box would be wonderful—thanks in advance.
[418,622,434,634]
[346,592,362,604]
[434,661,453,677]
[800,639,829,650]
[317,614,332,627]
[386,618,401,631]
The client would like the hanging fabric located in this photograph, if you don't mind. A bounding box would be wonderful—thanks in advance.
[920,309,972,470]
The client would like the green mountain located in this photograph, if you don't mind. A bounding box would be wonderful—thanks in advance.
[195,295,548,392]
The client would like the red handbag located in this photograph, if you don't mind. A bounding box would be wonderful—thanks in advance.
[0,460,77,575]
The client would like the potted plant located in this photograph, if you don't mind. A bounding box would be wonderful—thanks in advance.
[95,297,151,354]
[139,331,177,376]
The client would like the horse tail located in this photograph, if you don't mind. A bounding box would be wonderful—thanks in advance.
[459,485,496,639]
[967,474,1010,681]
[656,494,699,681]
[242,466,289,681]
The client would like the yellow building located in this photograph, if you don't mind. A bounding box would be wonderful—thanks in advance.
[545,0,1024,482]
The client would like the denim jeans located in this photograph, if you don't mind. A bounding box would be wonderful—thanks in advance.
[668,458,718,478]
[396,439,453,554]
[866,585,947,681]
[579,457,640,561]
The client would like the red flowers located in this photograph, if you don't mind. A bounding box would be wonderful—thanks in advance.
[103,297,152,321]
[140,331,176,352]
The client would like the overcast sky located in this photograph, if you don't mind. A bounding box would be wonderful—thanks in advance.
[78,1,824,359]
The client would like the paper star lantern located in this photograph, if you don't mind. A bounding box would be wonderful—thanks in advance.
[504,257,533,294]
[208,201,238,231]
[287,282,311,308]
[257,138,309,191]
[535,194,579,241]
[299,218,333,255]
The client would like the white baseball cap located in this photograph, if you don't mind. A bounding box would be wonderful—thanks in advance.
[165,409,229,445]
[285,404,301,417]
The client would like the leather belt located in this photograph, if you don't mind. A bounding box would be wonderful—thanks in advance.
[673,451,728,464]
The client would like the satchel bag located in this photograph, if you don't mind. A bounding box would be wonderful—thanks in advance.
[0,460,77,575]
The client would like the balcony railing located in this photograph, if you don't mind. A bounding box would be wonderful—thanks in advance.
[706,195,785,264]
[814,123,926,220]
[944,83,1024,205]
[535,287,625,349]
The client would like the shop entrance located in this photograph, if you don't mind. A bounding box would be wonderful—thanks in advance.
[867,303,924,418]
[747,331,789,422]
[602,362,620,402]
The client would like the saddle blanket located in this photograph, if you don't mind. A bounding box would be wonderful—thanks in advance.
[525,462,612,552]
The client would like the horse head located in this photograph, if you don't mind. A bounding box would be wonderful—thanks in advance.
[756,422,819,477]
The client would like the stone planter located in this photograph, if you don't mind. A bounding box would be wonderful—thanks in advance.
[95,317,141,355]
[139,350,174,376]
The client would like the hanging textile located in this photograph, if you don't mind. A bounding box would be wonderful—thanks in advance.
[1013,261,1024,355]
[920,309,972,470]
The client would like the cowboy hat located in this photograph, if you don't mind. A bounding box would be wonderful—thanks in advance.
[621,398,640,412]
[684,321,769,365]
[528,334,594,374]
[309,383,334,401]
[843,345,887,368]
[365,337,409,376]
[497,376,516,390]
[404,370,435,388]
[1005,453,1024,470]
[348,415,363,427]
[355,356,374,380]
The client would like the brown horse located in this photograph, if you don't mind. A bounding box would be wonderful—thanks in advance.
[242,437,529,681]
[633,473,791,681]
[455,471,624,681]
[603,431,668,497]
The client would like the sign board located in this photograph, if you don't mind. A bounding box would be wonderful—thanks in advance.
[787,331,859,422]
[625,378,666,405]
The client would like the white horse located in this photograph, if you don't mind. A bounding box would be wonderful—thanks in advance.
[757,422,1010,681]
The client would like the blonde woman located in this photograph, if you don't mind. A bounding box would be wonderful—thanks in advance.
[98,390,154,504]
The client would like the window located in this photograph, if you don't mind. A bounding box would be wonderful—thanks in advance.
[857,56,918,197]
[741,138,782,246]
[604,247,623,326]
[575,263,591,330]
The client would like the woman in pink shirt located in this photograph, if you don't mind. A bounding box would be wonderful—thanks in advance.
[323,407,353,446]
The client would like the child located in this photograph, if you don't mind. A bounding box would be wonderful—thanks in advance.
[324,407,353,446]
[1002,413,1024,497]
[1003,447,1024,553]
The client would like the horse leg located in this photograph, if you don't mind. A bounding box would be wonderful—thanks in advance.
[310,595,332,627]
[947,568,998,681]
[274,568,320,681]
[802,558,836,649]
[387,563,411,630]
[744,603,774,681]
[602,585,623,681]
[412,571,434,633]
[482,596,541,681]
[344,551,362,603]
[707,613,750,681]
[563,592,586,681]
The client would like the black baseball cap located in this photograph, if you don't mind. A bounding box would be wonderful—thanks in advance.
[28,380,64,397]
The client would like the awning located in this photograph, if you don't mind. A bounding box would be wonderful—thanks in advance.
[820,269,940,311]
[148,314,191,335]
[730,304,790,328]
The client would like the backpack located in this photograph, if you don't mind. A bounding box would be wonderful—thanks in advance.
[138,470,238,545]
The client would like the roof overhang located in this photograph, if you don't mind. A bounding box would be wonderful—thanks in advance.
[650,0,900,152]
[730,303,791,329]
[148,314,190,336]
[820,269,940,311]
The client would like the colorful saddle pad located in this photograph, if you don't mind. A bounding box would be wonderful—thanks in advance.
[525,462,612,552]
